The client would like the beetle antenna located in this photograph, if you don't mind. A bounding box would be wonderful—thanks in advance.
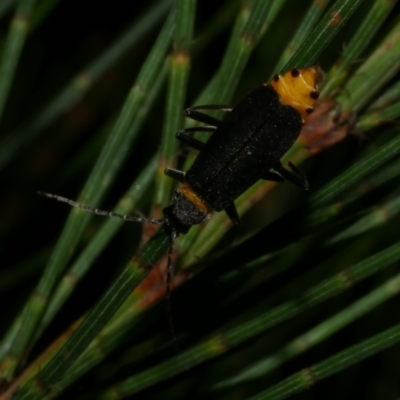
[36,191,164,225]
[166,230,178,348]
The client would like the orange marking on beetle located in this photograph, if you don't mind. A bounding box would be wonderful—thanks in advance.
[270,66,321,121]
[178,183,213,215]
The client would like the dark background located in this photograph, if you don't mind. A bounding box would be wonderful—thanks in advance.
[1,1,400,399]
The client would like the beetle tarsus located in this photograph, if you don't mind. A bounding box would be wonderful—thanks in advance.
[164,168,186,183]
[273,161,309,191]
[224,202,241,225]
[189,104,233,112]
[262,171,285,182]
[184,108,221,126]
[176,131,206,151]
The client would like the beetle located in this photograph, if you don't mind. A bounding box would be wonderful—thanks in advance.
[162,66,320,237]
[39,66,320,288]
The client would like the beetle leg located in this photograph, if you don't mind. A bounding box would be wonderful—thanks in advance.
[176,130,206,151]
[224,202,241,225]
[288,162,309,190]
[164,168,185,183]
[273,161,309,190]
[184,104,233,125]
[178,126,216,134]
[176,125,216,150]
[262,171,285,182]
[184,108,221,126]
[189,104,233,112]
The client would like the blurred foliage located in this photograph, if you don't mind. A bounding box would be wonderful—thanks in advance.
[1,0,400,399]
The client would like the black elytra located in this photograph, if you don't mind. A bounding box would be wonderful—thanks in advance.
[187,86,303,209]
